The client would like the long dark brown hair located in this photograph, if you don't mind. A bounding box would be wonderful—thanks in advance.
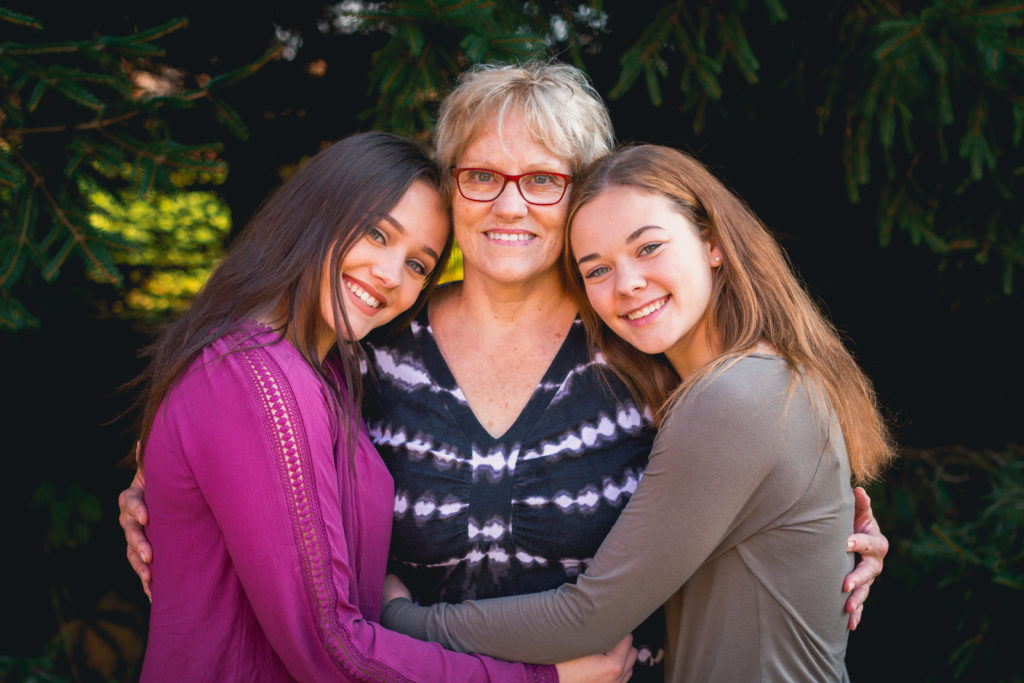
[130,132,452,467]
[563,145,894,483]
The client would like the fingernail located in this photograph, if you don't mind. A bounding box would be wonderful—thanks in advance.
[847,540,855,551]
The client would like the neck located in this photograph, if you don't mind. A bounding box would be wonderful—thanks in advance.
[664,322,724,378]
[254,303,335,365]
[451,266,575,328]
[314,325,337,364]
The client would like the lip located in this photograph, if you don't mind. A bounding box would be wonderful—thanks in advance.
[620,295,669,326]
[484,229,536,246]
[343,275,387,315]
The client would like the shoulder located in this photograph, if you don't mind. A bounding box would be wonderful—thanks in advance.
[166,327,328,428]
[674,353,789,409]
[659,355,800,440]
[361,309,436,399]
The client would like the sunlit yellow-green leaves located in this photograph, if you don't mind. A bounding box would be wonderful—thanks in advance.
[87,183,230,322]
[0,10,273,329]
[439,244,463,284]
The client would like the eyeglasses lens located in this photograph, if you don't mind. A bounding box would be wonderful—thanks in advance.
[456,170,566,205]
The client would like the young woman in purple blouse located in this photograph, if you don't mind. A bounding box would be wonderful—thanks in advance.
[128,131,634,682]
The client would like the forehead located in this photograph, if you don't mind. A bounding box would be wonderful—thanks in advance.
[390,181,449,242]
[571,187,691,245]
[458,114,571,172]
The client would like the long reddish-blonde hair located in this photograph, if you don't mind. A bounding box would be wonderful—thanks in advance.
[563,145,894,483]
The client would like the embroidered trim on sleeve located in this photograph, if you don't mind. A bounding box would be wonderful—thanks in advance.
[237,343,413,682]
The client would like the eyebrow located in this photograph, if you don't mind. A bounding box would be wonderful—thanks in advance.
[576,225,663,264]
[460,161,569,174]
[384,215,440,261]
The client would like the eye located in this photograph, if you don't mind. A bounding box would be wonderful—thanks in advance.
[526,173,566,188]
[638,242,663,257]
[406,259,428,276]
[583,265,610,280]
[368,227,387,244]
[467,170,496,183]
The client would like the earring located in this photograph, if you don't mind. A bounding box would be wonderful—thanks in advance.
[713,256,721,267]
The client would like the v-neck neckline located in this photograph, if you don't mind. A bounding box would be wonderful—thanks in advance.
[415,306,583,446]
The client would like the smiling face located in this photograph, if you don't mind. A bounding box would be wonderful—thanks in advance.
[319,180,449,350]
[571,185,724,376]
[452,112,572,288]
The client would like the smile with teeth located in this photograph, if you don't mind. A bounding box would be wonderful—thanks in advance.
[346,279,382,309]
[486,231,534,243]
[625,297,668,321]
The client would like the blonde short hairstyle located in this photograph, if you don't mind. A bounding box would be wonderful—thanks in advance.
[433,61,615,202]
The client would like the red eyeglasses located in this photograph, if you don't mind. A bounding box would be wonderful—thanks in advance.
[451,168,573,206]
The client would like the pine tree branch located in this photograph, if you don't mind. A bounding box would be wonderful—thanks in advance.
[4,110,141,136]
[0,185,33,289]
[8,146,119,285]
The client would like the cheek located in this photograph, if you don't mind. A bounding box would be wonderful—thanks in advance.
[452,197,484,233]
[393,277,423,313]
[584,282,616,322]
[319,271,336,329]
[539,203,569,232]
[682,270,716,315]
[696,265,716,296]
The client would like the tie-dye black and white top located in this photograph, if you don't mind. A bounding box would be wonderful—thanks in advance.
[361,303,665,676]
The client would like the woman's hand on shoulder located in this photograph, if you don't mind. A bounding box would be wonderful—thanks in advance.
[843,486,890,630]
[118,460,153,601]
[555,635,637,683]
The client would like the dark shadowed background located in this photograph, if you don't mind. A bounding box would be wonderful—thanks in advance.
[2,2,1021,681]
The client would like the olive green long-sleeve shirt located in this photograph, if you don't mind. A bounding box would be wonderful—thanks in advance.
[383,355,855,681]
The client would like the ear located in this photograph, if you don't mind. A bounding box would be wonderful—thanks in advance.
[707,240,724,268]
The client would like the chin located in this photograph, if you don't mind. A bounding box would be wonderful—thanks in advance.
[494,261,558,283]
[616,334,668,357]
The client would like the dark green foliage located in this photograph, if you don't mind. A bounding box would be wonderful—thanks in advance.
[829,1,1024,295]
[607,0,780,124]
[327,0,559,137]
[341,0,1022,296]
[0,4,1020,681]
[31,481,102,550]
[3,1,1020,329]
[865,444,1024,681]
[0,647,68,683]
[0,10,275,330]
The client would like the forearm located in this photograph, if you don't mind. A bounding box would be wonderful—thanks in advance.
[383,578,633,664]
[382,471,727,661]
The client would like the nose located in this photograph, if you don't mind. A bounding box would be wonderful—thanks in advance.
[615,263,646,297]
[491,178,529,218]
[370,251,403,289]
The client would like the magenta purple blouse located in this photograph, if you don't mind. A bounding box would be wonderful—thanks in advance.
[140,325,555,682]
